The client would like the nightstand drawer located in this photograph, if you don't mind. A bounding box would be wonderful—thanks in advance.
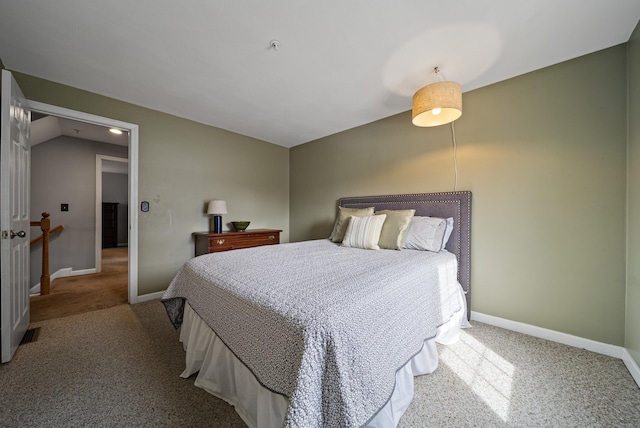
[193,229,282,256]
[208,232,279,251]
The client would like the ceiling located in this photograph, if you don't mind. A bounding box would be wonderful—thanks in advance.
[30,114,129,147]
[1,1,639,148]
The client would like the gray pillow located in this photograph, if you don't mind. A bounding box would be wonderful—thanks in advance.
[402,216,447,252]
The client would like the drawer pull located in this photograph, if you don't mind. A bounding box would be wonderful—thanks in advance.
[217,239,225,245]
[269,235,275,240]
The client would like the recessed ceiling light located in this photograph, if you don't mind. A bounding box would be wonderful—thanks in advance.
[109,128,123,135]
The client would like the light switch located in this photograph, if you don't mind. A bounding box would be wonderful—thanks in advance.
[61,204,69,212]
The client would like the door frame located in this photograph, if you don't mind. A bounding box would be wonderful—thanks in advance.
[96,155,128,271]
[28,101,140,304]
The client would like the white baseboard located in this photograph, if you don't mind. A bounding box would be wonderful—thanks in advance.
[29,267,98,295]
[471,311,640,389]
[30,267,71,294]
[622,348,640,387]
[470,311,640,389]
[68,268,97,276]
[28,265,162,306]
[470,311,625,359]
[135,290,165,303]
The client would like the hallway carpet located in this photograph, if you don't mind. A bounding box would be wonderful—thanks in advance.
[29,247,128,323]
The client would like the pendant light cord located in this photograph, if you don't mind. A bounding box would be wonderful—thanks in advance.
[450,121,458,191]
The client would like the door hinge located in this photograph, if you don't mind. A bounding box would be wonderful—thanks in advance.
[2,231,8,239]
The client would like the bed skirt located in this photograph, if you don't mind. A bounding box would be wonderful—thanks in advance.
[178,300,467,428]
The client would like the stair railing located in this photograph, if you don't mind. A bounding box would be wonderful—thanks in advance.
[30,212,64,295]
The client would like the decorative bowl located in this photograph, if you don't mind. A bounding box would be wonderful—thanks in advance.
[231,221,250,231]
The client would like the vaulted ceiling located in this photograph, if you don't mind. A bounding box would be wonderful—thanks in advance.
[1,1,639,147]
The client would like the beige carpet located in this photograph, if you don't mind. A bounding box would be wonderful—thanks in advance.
[2,301,638,427]
[29,247,128,323]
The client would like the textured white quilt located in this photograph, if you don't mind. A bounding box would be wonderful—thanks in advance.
[162,239,464,427]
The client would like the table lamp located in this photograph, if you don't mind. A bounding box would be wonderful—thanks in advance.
[207,200,227,233]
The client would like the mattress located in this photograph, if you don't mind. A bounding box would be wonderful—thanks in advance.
[163,239,469,427]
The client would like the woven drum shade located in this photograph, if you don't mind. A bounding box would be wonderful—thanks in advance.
[412,81,462,127]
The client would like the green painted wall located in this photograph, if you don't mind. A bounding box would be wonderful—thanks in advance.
[8,39,636,350]
[627,22,640,366]
[13,73,290,296]
[291,45,628,345]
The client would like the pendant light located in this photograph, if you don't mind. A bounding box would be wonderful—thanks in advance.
[412,67,462,127]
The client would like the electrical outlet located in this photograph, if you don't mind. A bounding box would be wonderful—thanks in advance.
[61,203,69,212]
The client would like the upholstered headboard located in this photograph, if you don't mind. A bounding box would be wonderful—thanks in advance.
[338,191,472,319]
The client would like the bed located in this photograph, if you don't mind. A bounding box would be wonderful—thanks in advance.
[162,191,472,428]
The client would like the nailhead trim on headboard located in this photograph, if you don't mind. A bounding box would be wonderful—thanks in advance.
[339,191,472,320]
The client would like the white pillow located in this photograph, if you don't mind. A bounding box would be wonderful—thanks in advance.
[341,214,387,250]
[402,216,447,252]
[441,217,454,251]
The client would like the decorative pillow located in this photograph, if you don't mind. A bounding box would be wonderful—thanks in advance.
[341,214,387,250]
[402,216,447,252]
[329,206,374,243]
[375,209,416,250]
[441,217,454,251]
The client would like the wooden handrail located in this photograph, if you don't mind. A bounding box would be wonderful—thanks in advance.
[30,224,64,246]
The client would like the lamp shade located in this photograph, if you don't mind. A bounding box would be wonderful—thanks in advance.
[207,200,227,215]
[412,80,462,127]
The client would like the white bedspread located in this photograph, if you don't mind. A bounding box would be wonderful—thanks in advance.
[162,239,465,427]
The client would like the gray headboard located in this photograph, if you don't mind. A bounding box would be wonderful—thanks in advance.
[338,191,472,320]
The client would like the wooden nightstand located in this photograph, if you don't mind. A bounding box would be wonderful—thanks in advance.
[193,229,282,256]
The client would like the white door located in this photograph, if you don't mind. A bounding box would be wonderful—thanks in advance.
[1,70,31,363]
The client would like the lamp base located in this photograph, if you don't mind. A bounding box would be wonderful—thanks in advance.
[213,215,223,233]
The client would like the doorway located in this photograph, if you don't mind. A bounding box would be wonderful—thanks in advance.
[96,155,128,272]
[28,101,139,304]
